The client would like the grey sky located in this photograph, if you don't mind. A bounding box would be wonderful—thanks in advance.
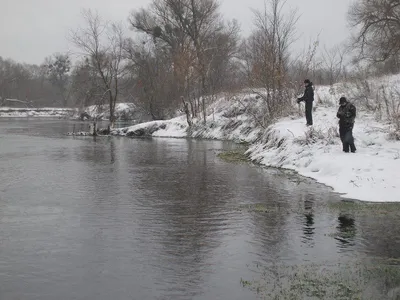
[0,0,353,65]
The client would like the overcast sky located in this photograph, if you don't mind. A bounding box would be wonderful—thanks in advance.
[0,0,353,65]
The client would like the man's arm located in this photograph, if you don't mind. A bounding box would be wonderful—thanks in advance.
[297,88,307,102]
[337,107,343,119]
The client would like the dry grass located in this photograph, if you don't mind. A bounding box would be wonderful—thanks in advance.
[294,126,339,146]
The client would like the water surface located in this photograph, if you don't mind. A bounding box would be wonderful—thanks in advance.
[0,119,399,300]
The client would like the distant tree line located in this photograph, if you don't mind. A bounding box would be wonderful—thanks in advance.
[0,0,398,126]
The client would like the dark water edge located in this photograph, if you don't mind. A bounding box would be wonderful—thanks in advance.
[1,119,400,300]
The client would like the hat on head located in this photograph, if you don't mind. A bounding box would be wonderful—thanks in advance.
[304,79,311,84]
[339,97,347,104]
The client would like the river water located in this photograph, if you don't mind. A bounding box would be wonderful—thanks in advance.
[1,119,400,300]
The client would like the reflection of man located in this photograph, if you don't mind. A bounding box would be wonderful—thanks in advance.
[335,213,356,247]
[303,197,315,238]
[338,214,355,229]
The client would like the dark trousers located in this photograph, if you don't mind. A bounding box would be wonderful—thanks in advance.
[339,126,356,152]
[305,101,313,125]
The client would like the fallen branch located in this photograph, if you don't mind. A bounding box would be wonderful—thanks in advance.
[287,129,295,138]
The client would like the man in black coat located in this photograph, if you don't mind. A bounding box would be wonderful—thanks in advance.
[297,79,314,126]
[337,97,357,153]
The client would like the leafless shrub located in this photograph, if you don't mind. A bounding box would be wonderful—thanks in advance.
[383,87,400,140]
[294,126,338,146]
[388,129,400,141]
[381,87,400,128]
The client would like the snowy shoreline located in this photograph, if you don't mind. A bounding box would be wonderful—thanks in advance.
[0,103,139,120]
[247,106,400,203]
[111,87,400,203]
[0,107,76,118]
[4,87,398,202]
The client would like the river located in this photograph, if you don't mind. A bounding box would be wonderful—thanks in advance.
[1,119,400,300]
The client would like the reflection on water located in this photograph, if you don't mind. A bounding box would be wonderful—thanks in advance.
[303,195,315,243]
[0,119,400,300]
[336,213,357,248]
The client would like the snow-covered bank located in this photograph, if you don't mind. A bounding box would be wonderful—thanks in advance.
[112,79,400,202]
[247,106,400,202]
[112,93,263,142]
[0,107,75,118]
[82,103,140,121]
[0,102,139,121]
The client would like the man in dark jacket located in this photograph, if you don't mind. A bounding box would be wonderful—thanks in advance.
[337,97,356,153]
[297,79,314,126]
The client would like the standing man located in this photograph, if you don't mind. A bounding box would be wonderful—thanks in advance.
[297,79,314,126]
[337,97,357,153]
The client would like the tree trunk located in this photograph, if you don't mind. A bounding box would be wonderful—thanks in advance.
[189,99,195,119]
[90,121,98,136]
[182,96,193,127]
[109,93,115,128]
[201,76,206,125]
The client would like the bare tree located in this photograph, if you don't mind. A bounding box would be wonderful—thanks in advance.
[129,0,237,125]
[242,0,299,124]
[70,10,126,127]
[70,58,100,112]
[321,44,348,85]
[0,57,52,107]
[124,38,176,120]
[349,0,400,63]
[289,36,320,85]
[45,53,71,107]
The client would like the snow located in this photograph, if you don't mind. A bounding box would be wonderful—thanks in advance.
[112,93,264,142]
[112,118,188,138]
[84,103,137,120]
[0,107,74,118]
[112,77,400,203]
[0,103,137,120]
[247,106,400,202]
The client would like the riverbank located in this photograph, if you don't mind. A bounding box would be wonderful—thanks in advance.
[0,107,75,118]
[111,93,264,143]
[0,102,139,121]
[248,105,400,202]
[111,84,400,203]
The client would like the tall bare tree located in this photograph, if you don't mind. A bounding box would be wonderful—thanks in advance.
[45,53,71,107]
[70,58,100,110]
[129,0,237,124]
[288,36,320,85]
[242,0,299,124]
[321,44,348,85]
[70,10,126,127]
[349,0,400,63]
[125,38,176,120]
